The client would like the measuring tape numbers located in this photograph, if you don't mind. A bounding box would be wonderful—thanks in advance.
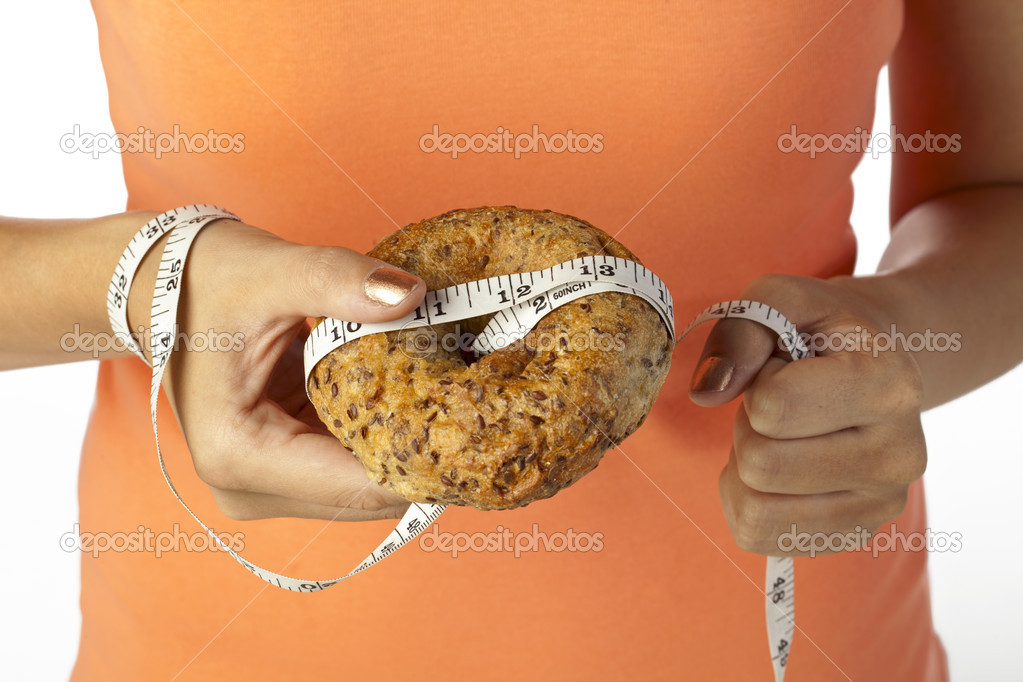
[109,206,807,680]
[303,255,676,394]
[675,300,809,682]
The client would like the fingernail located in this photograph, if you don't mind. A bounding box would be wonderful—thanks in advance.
[364,267,420,306]
[691,355,734,393]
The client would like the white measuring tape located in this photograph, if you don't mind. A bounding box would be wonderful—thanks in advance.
[679,300,806,682]
[109,206,807,681]
[303,255,677,395]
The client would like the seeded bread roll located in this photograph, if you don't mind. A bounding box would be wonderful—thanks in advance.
[307,207,672,510]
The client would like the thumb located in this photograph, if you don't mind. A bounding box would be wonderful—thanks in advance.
[261,242,426,322]
[688,317,778,407]
[689,274,825,407]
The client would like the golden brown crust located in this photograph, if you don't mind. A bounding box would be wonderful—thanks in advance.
[307,207,672,510]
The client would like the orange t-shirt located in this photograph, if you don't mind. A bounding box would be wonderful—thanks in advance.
[79,1,947,680]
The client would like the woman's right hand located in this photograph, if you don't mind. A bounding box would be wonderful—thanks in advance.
[128,217,426,521]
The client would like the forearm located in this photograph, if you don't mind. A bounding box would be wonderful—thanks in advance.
[840,184,1023,409]
[0,209,161,369]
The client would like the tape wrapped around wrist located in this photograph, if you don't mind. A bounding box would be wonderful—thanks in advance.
[106,204,240,364]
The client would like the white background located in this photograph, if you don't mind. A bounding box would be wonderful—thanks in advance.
[1,3,1020,680]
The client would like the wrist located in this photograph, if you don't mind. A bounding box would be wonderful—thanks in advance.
[121,214,167,364]
[828,271,923,333]
[118,208,240,365]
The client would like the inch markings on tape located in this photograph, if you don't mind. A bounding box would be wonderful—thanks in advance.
[113,208,807,680]
[107,205,239,362]
[673,299,810,682]
[303,255,675,396]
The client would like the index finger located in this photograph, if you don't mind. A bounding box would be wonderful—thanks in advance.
[743,351,923,439]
